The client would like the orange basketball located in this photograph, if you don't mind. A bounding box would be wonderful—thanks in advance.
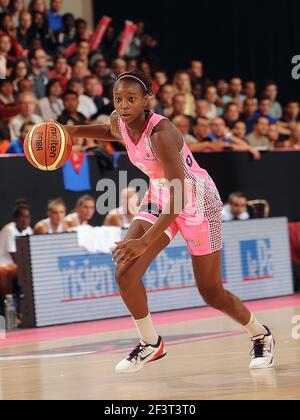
[24,122,73,171]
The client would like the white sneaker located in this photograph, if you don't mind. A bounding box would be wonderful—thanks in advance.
[249,326,275,370]
[115,336,167,374]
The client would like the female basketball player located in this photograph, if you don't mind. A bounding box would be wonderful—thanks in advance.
[63,70,275,373]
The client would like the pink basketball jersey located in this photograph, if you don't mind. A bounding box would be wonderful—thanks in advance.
[118,112,218,215]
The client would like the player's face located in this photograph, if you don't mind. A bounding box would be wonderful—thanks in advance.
[16,209,31,231]
[48,204,66,225]
[79,200,95,222]
[114,81,147,124]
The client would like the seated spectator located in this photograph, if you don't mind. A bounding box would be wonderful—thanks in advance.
[67,77,97,119]
[172,115,197,145]
[0,0,10,13]
[223,77,246,110]
[72,57,90,79]
[251,97,278,128]
[28,0,47,15]
[153,70,168,94]
[64,195,96,229]
[92,58,113,98]
[34,198,68,234]
[6,121,35,154]
[263,81,282,120]
[10,0,26,29]
[47,0,63,33]
[0,79,19,122]
[169,93,194,130]
[241,98,258,133]
[231,121,246,141]
[243,80,257,103]
[48,55,71,90]
[245,116,272,150]
[104,188,140,229]
[195,99,211,120]
[280,100,300,126]
[16,11,32,49]
[74,17,91,43]
[0,34,15,72]
[222,192,250,222]
[223,102,241,129]
[192,117,211,142]
[173,70,195,117]
[192,82,202,101]
[18,77,34,93]
[267,123,280,147]
[187,59,204,89]
[28,48,49,99]
[38,79,64,121]
[203,85,218,119]
[9,92,42,139]
[216,79,229,99]
[0,13,25,60]
[0,201,32,310]
[28,11,54,52]
[286,123,300,149]
[11,58,29,93]
[155,83,174,118]
[56,12,75,48]
[58,89,87,125]
[84,75,105,118]
[127,58,138,72]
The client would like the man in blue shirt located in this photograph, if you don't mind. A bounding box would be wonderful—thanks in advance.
[6,121,35,154]
[247,97,277,133]
[48,0,63,33]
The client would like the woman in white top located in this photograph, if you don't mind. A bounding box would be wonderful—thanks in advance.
[34,199,68,234]
[64,195,96,230]
[38,79,64,121]
[104,188,140,229]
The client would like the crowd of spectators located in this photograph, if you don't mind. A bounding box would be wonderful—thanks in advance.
[0,0,300,159]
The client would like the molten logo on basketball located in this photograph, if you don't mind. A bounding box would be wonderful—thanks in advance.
[49,126,59,158]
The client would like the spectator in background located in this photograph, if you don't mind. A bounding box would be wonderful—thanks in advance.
[0,122,10,153]
[0,34,15,71]
[37,79,64,121]
[0,53,6,79]
[169,93,194,131]
[241,98,258,133]
[223,102,240,129]
[267,123,280,148]
[29,11,54,52]
[11,58,29,93]
[0,0,10,13]
[245,116,272,150]
[127,58,138,72]
[203,85,218,119]
[17,77,34,93]
[223,77,246,110]
[84,75,105,118]
[222,192,250,222]
[9,92,42,139]
[263,81,282,119]
[70,40,90,68]
[173,70,195,117]
[152,70,168,94]
[286,123,300,149]
[155,83,174,118]
[6,121,35,154]
[47,0,63,33]
[56,12,76,48]
[0,201,32,309]
[216,79,229,99]
[34,198,68,234]
[244,80,257,103]
[67,77,97,119]
[72,58,90,79]
[0,79,15,105]
[192,82,202,101]
[280,100,300,125]
[104,188,140,229]
[48,55,71,90]
[232,120,247,141]
[28,48,49,99]
[58,89,87,125]
[195,99,211,120]
[16,11,32,49]
[10,0,26,28]
[254,97,278,125]
[192,117,211,143]
[92,58,113,97]
[74,18,90,43]
[28,0,47,15]
[187,59,204,88]
[64,195,96,229]
[172,115,197,145]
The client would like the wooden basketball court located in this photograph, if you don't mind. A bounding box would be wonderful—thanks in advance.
[0,295,300,400]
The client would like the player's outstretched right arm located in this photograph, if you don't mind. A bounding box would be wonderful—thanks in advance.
[63,111,122,142]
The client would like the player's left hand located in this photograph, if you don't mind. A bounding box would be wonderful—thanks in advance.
[112,238,148,265]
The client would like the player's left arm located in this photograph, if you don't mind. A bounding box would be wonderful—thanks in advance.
[112,120,187,264]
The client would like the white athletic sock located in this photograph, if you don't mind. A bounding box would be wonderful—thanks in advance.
[133,313,159,345]
[244,313,268,338]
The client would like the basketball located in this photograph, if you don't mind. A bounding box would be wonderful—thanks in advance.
[24,122,72,171]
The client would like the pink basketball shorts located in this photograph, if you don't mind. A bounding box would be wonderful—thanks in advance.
[134,194,223,256]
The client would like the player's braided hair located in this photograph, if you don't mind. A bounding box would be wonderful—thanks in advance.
[113,70,153,96]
